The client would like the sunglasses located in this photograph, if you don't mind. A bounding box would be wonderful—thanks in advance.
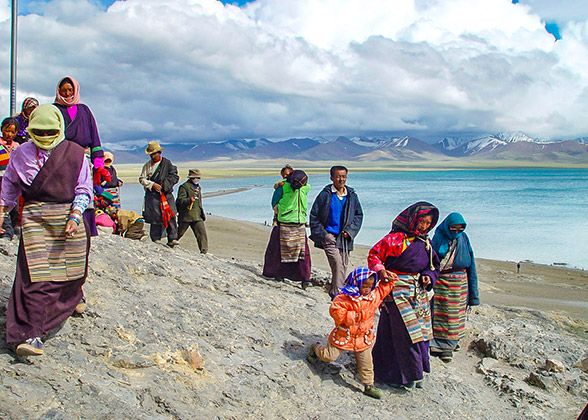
[31,129,59,136]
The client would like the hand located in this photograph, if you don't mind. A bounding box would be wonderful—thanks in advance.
[65,219,79,237]
[191,196,196,202]
[0,216,4,235]
[378,269,395,282]
[117,181,123,187]
[153,183,162,192]
[421,275,431,288]
[342,231,349,238]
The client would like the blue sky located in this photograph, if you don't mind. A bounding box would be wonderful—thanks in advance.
[2,0,588,144]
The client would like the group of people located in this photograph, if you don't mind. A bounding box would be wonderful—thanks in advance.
[0,77,209,357]
[262,165,479,397]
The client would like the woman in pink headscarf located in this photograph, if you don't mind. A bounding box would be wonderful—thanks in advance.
[53,76,104,169]
[54,76,106,236]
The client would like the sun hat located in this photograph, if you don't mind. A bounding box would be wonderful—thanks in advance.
[145,141,164,155]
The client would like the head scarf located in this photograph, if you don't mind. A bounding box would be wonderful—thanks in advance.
[432,212,467,258]
[339,267,377,297]
[104,151,114,167]
[20,97,39,119]
[391,201,439,238]
[27,104,65,150]
[54,76,81,106]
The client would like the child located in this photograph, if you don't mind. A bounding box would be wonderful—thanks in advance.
[271,164,293,226]
[307,266,397,399]
[1,118,20,154]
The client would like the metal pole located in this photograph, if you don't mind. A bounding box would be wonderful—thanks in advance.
[10,0,18,116]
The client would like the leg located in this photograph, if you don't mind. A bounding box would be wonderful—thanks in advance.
[177,221,190,240]
[125,221,145,240]
[322,234,346,297]
[314,341,343,363]
[166,216,178,242]
[355,347,375,385]
[192,220,208,253]
[150,223,163,242]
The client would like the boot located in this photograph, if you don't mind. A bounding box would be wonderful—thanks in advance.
[363,384,382,399]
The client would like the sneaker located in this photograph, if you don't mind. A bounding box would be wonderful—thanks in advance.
[74,297,87,314]
[302,281,312,290]
[363,385,383,399]
[16,337,44,356]
[306,343,319,364]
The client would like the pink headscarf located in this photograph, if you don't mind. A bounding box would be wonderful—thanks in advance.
[54,76,81,106]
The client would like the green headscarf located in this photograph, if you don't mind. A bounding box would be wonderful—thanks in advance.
[27,104,65,150]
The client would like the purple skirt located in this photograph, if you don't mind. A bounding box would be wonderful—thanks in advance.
[262,225,311,282]
[372,300,430,386]
[5,230,87,344]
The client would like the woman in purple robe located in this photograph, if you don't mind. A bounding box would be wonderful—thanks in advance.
[0,104,93,357]
[367,202,440,389]
[54,76,104,236]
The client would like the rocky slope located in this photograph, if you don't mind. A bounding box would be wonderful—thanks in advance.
[0,234,586,420]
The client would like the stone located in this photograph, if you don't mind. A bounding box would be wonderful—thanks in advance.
[545,359,565,373]
[574,352,588,373]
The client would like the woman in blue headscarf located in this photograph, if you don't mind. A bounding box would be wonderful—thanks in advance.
[430,212,479,362]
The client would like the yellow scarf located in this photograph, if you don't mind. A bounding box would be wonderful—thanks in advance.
[27,104,65,150]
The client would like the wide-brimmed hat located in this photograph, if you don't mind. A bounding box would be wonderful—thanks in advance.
[145,141,164,155]
[188,169,201,179]
[103,151,114,167]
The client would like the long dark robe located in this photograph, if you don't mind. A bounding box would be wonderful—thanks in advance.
[372,240,439,386]
[262,224,311,282]
[142,158,178,224]
[5,141,89,344]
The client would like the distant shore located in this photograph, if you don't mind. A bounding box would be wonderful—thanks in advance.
[114,160,588,184]
[176,214,588,324]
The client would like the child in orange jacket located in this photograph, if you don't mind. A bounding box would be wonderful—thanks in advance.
[307,266,397,399]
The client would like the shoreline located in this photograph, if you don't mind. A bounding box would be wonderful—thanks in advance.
[177,214,588,323]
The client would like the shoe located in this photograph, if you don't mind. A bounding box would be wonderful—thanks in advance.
[201,250,208,254]
[74,297,87,314]
[16,337,44,356]
[439,351,453,363]
[153,239,163,244]
[140,235,148,242]
[363,385,382,399]
[414,379,424,389]
[306,343,319,364]
[302,281,311,290]
[167,239,180,247]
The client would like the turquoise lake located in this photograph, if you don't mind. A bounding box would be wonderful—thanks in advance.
[119,169,588,269]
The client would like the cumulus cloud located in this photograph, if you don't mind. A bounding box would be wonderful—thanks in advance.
[0,0,587,144]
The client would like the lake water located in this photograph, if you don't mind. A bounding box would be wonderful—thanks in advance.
[119,169,588,269]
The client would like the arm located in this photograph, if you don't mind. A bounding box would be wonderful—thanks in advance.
[66,156,93,236]
[176,184,191,208]
[139,163,155,190]
[271,185,283,209]
[309,191,328,243]
[466,237,480,305]
[161,162,179,193]
[420,244,440,291]
[368,233,404,281]
[329,298,356,328]
[84,105,104,168]
[343,194,363,239]
[101,167,119,188]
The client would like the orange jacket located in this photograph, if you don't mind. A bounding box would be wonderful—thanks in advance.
[328,279,394,352]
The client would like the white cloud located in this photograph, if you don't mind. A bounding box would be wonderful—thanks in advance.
[0,0,587,144]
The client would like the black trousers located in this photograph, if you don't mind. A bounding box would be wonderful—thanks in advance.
[149,217,178,242]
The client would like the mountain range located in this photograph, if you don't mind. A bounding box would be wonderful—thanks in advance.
[104,132,588,164]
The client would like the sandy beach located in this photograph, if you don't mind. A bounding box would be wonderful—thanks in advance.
[180,214,588,324]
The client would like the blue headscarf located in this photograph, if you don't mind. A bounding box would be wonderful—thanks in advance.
[432,212,467,258]
[339,267,377,297]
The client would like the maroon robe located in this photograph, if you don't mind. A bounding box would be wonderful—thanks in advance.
[5,141,89,344]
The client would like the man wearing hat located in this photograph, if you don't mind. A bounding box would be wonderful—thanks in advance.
[176,169,208,254]
[139,141,180,246]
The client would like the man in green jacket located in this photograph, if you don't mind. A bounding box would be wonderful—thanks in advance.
[176,169,208,254]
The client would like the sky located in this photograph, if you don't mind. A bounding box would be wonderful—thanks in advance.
[1,0,588,146]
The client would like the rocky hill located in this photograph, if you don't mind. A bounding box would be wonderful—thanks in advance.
[0,234,586,420]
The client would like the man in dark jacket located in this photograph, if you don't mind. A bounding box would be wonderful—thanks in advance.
[176,169,208,254]
[309,166,363,298]
[139,141,179,246]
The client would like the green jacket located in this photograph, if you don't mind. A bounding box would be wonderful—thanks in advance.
[278,182,310,224]
[176,180,205,223]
